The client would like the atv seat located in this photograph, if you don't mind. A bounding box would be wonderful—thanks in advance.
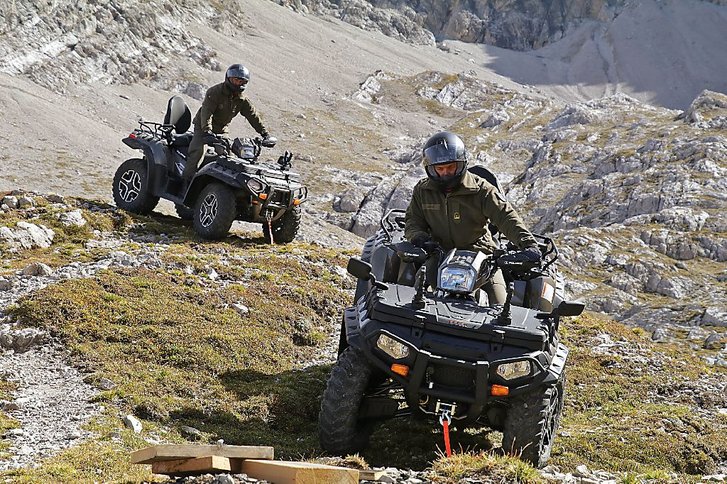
[164,96,192,134]
[170,133,193,148]
[468,165,502,192]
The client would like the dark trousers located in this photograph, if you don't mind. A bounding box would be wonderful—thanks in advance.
[184,129,207,180]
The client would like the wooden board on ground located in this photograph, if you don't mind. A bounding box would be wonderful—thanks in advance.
[131,444,274,464]
[151,456,243,476]
[359,469,387,481]
[242,459,359,484]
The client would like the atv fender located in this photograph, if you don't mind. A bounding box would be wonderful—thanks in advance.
[184,169,244,208]
[543,343,568,385]
[122,137,169,196]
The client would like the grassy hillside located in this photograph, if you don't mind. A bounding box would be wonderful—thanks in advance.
[0,199,725,482]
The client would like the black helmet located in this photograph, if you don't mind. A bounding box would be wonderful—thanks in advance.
[422,131,468,190]
[225,64,250,93]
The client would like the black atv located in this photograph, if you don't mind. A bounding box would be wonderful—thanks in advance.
[113,96,308,241]
[319,209,584,467]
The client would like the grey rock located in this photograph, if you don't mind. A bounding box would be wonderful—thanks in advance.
[0,327,46,352]
[652,327,669,342]
[0,278,13,291]
[180,425,203,441]
[704,333,725,350]
[21,262,54,277]
[1,196,18,208]
[58,210,86,227]
[232,303,249,316]
[16,197,34,209]
[0,222,54,250]
[97,378,116,391]
[45,194,65,204]
[702,308,727,327]
[122,415,143,434]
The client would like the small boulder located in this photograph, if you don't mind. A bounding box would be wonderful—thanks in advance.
[122,415,143,433]
[21,262,54,277]
[58,210,86,227]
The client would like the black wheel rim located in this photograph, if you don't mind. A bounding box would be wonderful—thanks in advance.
[540,385,562,458]
[199,193,218,228]
[119,169,142,203]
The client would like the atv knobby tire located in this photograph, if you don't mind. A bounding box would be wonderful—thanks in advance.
[112,158,159,215]
[502,372,566,467]
[262,205,301,244]
[193,182,237,240]
[319,346,375,455]
[175,203,193,221]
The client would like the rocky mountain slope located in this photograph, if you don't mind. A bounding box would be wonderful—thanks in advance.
[275,0,727,108]
[0,195,725,482]
[330,72,727,338]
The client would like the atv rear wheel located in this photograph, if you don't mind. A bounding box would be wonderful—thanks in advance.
[175,203,193,221]
[112,158,159,215]
[262,206,301,244]
[502,371,565,467]
[193,182,237,240]
[319,347,375,455]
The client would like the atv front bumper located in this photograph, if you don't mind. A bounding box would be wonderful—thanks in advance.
[344,303,569,423]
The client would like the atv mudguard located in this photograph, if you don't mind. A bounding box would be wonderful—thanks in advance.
[122,136,171,197]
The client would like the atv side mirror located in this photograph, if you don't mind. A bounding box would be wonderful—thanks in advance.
[556,301,585,317]
[536,300,586,319]
[347,258,372,280]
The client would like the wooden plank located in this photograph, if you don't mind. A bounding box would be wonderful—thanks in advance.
[359,469,387,481]
[151,456,238,476]
[241,459,359,484]
[131,444,274,464]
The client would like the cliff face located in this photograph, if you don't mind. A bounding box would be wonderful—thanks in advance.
[372,0,626,49]
[275,0,726,50]
[0,0,226,93]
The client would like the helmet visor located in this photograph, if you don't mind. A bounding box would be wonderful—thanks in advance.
[228,77,248,87]
[423,143,463,166]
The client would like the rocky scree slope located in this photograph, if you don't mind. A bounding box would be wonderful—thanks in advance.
[272,0,727,49]
[0,0,236,96]
[0,193,725,483]
[327,70,727,346]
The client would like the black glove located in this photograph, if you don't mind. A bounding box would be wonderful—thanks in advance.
[202,132,218,145]
[410,234,432,248]
[499,246,542,265]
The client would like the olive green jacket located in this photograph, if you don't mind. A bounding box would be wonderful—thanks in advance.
[405,171,537,253]
[192,82,268,135]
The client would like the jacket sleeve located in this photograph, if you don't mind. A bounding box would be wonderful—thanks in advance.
[240,98,268,135]
[405,185,430,242]
[481,187,538,249]
[199,89,216,133]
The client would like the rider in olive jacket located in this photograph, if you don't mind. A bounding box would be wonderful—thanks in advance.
[183,64,271,182]
[405,131,540,304]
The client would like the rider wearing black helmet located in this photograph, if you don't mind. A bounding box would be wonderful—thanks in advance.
[405,131,541,304]
[183,64,273,182]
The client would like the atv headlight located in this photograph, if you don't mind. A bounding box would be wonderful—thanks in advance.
[246,178,267,194]
[376,334,409,360]
[496,360,531,380]
[439,266,477,293]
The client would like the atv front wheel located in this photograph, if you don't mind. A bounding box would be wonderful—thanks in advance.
[319,346,375,455]
[193,182,237,240]
[112,158,159,215]
[502,371,566,467]
[262,206,301,244]
[175,203,193,221]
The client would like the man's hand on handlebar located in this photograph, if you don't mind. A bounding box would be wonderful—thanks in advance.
[498,246,542,268]
[410,234,440,253]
